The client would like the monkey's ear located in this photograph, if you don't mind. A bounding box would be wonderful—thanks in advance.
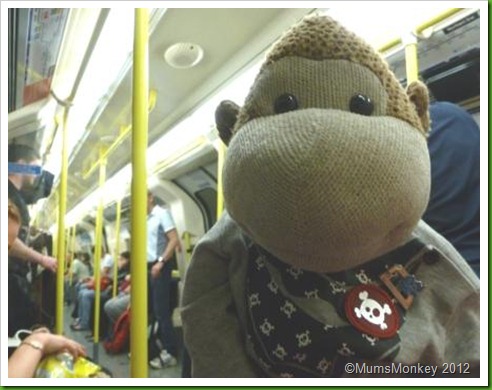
[406,80,430,133]
[215,100,240,146]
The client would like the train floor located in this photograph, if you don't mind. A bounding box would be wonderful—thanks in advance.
[63,304,182,378]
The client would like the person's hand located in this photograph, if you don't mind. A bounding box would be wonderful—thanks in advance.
[39,255,58,273]
[151,262,164,279]
[26,333,86,359]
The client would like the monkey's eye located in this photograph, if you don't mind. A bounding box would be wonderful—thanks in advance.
[349,94,374,116]
[274,93,299,114]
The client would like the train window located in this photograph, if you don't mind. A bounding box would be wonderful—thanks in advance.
[421,48,480,109]
[386,9,480,111]
[9,9,69,111]
[202,161,218,181]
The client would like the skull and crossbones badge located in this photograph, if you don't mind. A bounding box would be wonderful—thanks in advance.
[344,284,400,338]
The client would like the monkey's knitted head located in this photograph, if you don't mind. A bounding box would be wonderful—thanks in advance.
[216,15,430,273]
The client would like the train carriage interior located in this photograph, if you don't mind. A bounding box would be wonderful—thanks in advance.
[5,5,482,380]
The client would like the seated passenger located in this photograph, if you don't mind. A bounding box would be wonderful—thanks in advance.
[8,202,86,378]
[70,248,114,321]
[71,251,130,331]
[422,101,480,277]
[8,329,86,378]
[64,252,91,305]
[96,246,114,278]
[103,274,131,334]
[8,200,41,336]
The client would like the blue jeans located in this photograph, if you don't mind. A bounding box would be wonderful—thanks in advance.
[78,288,95,329]
[149,261,177,357]
[64,280,72,304]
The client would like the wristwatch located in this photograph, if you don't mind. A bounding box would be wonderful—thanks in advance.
[157,256,164,263]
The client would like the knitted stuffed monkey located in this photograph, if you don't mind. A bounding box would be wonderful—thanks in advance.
[182,15,480,378]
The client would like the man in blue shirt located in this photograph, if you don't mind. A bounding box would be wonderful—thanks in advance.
[422,101,480,277]
[147,191,181,368]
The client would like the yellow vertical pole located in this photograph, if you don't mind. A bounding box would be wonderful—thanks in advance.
[62,229,68,291]
[405,43,419,84]
[403,32,419,84]
[92,152,106,361]
[112,199,122,298]
[216,142,226,220]
[55,110,69,335]
[131,8,149,378]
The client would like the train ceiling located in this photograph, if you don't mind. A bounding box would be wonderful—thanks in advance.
[7,7,480,230]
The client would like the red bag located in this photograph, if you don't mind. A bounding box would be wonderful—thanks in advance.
[86,276,112,291]
[103,309,130,354]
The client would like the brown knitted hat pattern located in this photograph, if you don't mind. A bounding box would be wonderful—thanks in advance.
[236,15,425,133]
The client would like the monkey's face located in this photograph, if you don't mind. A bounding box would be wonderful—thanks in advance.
[222,57,430,273]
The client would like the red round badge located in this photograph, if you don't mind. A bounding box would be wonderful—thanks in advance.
[344,284,400,339]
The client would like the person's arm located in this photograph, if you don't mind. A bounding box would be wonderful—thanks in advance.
[8,332,86,378]
[151,229,179,279]
[120,275,131,294]
[81,276,92,283]
[161,229,180,263]
[122,284,131,294]
[9,238,58,273]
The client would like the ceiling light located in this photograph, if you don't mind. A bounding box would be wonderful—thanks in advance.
[164,42,204,69]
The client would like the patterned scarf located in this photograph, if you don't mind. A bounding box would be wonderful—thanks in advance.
[245,239,426,377]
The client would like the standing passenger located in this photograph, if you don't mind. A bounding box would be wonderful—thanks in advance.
[147,191,181,369]
[422,101,480,276]
[8,144,58,335]
[8,144,58,273]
